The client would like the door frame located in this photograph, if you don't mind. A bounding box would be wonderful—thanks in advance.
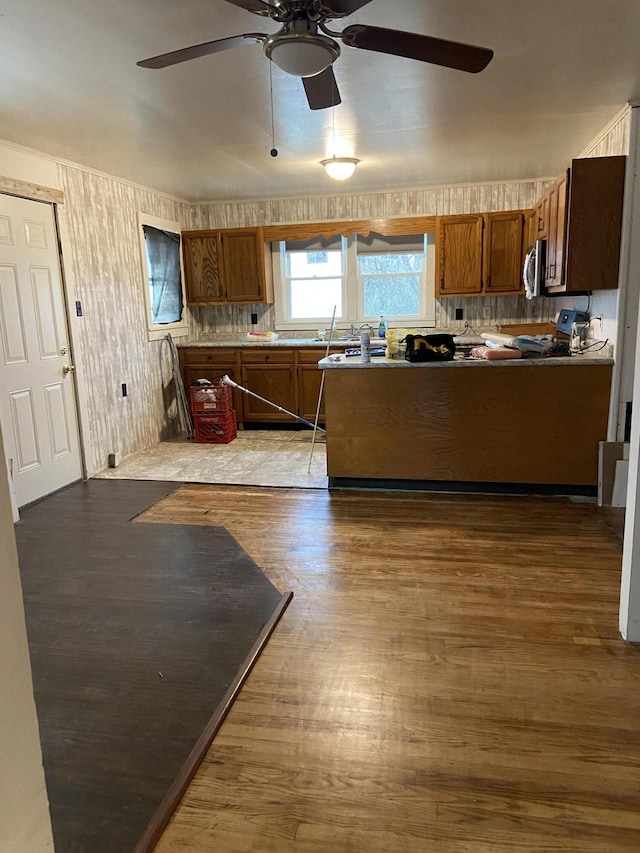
[0,179,89,513]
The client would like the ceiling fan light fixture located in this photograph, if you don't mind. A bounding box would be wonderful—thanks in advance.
[265,32,340,78]
[321,156,360,180]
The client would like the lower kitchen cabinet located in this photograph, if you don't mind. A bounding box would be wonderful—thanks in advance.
[179,347,243,421]
[297,349,328,422]
[180,345,333,428]
[241,360,297,423]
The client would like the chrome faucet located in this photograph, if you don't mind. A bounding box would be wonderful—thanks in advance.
[350,322,371,336]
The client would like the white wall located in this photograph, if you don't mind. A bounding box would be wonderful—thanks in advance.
[0,428,54,853]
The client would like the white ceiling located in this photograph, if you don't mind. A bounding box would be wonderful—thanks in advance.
[3,0,640,202]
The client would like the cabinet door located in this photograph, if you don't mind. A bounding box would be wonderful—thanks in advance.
[298,364,325,423]
[435,215,484,296]
[182,232,225,303]
[545,173,568,292]
[483,212,525,294]
[563,156,625,292]
[240,364,297,423]
[533,197,548,241]
[221,228,267,303]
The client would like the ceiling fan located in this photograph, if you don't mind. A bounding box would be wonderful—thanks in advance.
[137,0,493,111]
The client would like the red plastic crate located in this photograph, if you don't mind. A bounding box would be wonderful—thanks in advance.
[193,411,237,444]
[189,381,233,415]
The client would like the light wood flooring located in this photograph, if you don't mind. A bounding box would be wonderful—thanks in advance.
[140,485,639,852]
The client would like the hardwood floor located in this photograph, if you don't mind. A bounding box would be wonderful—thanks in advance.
[141,485,640,852]
[15,480,286,853]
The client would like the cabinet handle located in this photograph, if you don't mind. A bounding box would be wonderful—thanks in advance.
[439,277,444,289]
[486,275,491,288]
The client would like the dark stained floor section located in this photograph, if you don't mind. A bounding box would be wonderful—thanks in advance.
[15,479,284,853]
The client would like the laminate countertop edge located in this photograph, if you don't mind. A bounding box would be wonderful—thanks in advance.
[318,355,614,368]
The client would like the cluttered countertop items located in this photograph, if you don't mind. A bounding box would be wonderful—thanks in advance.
[179,317,613,362]
[320,323,613,368]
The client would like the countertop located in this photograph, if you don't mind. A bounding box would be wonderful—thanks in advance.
[177,338,613,367]
[318,353,614,368]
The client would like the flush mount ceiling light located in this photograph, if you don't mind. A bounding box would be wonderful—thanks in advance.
[321,156,360,181]
[264,28,340,78]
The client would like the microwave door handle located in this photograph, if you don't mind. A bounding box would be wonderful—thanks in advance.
[523,249,534,298]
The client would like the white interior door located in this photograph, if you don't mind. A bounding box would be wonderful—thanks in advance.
[0,194,82,507]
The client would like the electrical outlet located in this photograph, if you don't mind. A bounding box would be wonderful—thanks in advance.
[482,305,491,320]
[250,312,258,325]
[121,383,128,397]
[455,308,464,321]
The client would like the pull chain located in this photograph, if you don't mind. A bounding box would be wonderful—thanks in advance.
[270,64,278,157]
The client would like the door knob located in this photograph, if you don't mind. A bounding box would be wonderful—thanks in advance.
[59,346,67,355]
[62,364,75,375]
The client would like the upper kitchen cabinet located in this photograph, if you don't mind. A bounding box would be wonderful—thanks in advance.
[526,194,549,249]
[483,211,526,295]
[545,172,568,291]
[436,214,484,296]
[182,227,274,305]
[182,231,224,303]
[543,156,626,294]
[436,210,526,297]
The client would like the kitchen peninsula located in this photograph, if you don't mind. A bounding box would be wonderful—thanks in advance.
[319,354,613,491]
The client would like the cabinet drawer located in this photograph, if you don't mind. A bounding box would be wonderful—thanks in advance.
[180,347,239,365]
[240,348,294,364]
[296,347,339,364]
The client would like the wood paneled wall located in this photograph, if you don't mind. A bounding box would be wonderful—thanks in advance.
[57,164,195,474]
[190,178,556,339]
[579,106,631,159]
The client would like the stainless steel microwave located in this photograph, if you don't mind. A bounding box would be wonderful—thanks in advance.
[523,238,546,300]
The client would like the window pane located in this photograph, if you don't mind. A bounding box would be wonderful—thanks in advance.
[290,279,343,319]
[287,250,342,278]
[363,275,420,316]
[143,225,183,324]
[358,253,424,274]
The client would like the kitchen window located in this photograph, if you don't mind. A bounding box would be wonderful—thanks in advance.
[137,212,189,341]
[273,231,435,332]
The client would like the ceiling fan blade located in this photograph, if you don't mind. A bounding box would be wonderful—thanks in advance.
[137,33,267,69]
[316,0,375,15]
[302,67,341,110]
[341,25,493,73]
[222,0,280,14]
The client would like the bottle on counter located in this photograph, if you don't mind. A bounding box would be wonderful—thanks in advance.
[378,315,387,339]
[360,324,372,363]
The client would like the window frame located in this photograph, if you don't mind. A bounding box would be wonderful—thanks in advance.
[273,232,436,333]
[273,235,348,330]
[137,212,189,342]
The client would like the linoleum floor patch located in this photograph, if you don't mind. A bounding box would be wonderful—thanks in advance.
[94,432,328,489]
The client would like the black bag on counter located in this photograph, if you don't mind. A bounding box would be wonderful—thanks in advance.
[403,334,456,362]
